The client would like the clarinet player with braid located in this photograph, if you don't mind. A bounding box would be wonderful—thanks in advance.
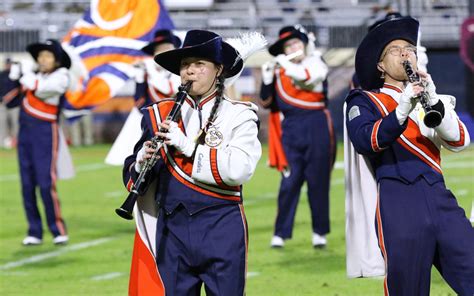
[122,30,266,295]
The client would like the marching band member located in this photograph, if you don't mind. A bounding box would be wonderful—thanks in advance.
[105,30,181,166]
[345,16,474,295]
[134,29,182,108]
[351,11,429,90]
[260,25,336,249]
[7,39,71,245]
[122,30,266,295]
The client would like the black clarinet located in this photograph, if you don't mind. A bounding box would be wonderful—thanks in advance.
[115,81,193,220]
[402,61,442,128]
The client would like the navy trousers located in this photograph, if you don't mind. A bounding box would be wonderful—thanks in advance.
[274,111,334,238]
[156,204,247,296]
[377,177,474,296]
[18,112,67,239]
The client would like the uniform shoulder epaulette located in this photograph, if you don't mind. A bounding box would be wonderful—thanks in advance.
[140,98,175,112]
[223,97,259,113]
[223,96,251,107]
[345,88,367,103]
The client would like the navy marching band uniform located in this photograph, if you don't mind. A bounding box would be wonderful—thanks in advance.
[8,40,70,245]
[122,30,264,295]
[260,25,335,247]
[346,17,474,295]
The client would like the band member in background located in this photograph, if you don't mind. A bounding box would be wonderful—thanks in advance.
[122,30,266,295]
[134,29,182,107]
[7,39,71,246]
[104,30,181,166]
[0,58,20,148]
[260,25,335,249]
[345,16,474,294]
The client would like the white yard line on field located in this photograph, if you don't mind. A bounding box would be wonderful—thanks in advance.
[445,176,474,183]
[0,237,114,271]
[443,162,474,169]
[0,162,112,182]
[334,161,344,170]
[0,271,29,276]
[442,152,473,161]
[105,191,125,198]
[247,271,260,278]
[75,163,111,172]
[91,272,125,281]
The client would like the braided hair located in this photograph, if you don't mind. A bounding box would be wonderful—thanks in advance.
[196,74,226,145]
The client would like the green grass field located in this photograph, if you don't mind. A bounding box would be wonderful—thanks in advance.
[0,143,472,295]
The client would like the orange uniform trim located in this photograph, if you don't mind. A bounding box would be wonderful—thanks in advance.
[2,87,19,104]
[365,91,441,173]
[127,178,134,192]
[239,204,248,293]
[23,91,59,121]
[209,148,237,190]
[276,69,325,110]
[49,122,66,235]
[323,109,336,169]
[376,186,389,296]
[382,83,402,93]
[198,91,217,108]
[304,68,311,82]
[210,148,225,186]
[147,102,242,201]
[444,120,465,147]
[398,120,441,173]
[160,147,241,201]
[371,119,383,152]
[267,111,288,172]
[147,106,159,134]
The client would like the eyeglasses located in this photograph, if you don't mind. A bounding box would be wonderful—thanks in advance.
[380,45,417,61]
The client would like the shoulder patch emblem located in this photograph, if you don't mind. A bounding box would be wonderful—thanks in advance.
[348,105,361,121]
[205,126,224,147]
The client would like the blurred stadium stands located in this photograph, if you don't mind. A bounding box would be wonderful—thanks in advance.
[0,0,470,51]
[0,0,472,143]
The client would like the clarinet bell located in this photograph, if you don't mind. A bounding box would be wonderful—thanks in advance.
[115,207,134,220]
[115,190,138,220]
[424,109,443,128]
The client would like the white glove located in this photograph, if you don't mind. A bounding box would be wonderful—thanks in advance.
[166,122,196,157]
[275,54,307,81]
[132,61,146,84]
[134,142,148,173]
[9,63,21,80]
[19,73,37,90]
[396,83,417,125]
[261,61,275,85]
[275,54,290,69]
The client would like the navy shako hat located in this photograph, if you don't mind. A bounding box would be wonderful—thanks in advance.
[154,30,243,78]
[368,12,403,32]
[141,30,182,55]
[268,25,309,56]
[26,39,71,69]
[355,16,419,91]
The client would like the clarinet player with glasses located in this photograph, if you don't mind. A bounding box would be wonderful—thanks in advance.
[122,30,266,295]
[345,16,474,295]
